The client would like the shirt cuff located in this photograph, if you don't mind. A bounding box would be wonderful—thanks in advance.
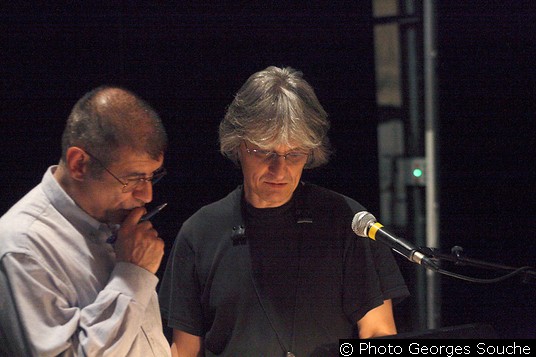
[107,262,158,308]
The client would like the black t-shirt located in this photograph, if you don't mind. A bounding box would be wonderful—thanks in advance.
[159,183,409,356]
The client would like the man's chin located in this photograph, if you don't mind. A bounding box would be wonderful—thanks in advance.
[107,210,131,225]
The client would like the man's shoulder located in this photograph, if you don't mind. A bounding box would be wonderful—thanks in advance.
[0,185,49,254]
[198,186,241,214]
[176,186,243,247]
[303,182,366,214]
[183,186,242,225]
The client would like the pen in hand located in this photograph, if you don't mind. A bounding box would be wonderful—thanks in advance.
[107,203,168,244]
[139,203,168,222]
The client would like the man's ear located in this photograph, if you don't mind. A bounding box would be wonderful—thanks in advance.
[65,147,89,181]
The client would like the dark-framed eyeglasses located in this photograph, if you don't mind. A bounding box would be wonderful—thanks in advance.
[243,141,309,165]
[84,150,167,193]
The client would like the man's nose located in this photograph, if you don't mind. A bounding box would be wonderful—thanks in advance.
[132,181,153,204]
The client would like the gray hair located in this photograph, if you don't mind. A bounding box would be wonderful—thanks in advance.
[219,66,331,168]
[61,86,168,174]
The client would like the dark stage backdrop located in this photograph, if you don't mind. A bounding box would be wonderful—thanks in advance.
[1,2,534,339]
[436,1,535,338]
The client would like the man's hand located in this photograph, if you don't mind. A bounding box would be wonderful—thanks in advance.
[114,207,165,274]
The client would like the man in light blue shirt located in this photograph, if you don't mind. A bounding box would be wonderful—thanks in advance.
[0,86,172,356]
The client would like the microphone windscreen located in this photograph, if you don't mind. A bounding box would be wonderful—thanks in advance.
[351,211,377,237]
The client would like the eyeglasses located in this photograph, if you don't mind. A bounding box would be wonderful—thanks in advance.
[243,141,309,165]
[84,150,167,193]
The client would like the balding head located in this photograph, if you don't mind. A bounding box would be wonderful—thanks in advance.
[60,86,168,172]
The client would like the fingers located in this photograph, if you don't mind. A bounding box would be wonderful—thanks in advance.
[122,207,147,227]
[114,207,165,274]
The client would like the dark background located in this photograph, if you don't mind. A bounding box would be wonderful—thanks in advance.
[2,2,534,339]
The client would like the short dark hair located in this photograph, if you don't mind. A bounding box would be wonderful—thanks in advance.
[61,86,168,172]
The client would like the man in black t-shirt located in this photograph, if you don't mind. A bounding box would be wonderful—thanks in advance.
[159,66,410,356]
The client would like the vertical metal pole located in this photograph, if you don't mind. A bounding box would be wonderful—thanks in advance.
[403,0,427,331]
[423,0,441,329]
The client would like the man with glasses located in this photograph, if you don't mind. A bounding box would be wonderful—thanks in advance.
[0,86,171,356]
[159,66,410,356]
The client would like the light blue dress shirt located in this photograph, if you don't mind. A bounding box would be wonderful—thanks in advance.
[0,166,171,356]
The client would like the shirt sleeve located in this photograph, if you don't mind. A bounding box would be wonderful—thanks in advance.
[343,233,410,323]
[158,225,204,336]
[370,239,411,303]
[1,252,158,356]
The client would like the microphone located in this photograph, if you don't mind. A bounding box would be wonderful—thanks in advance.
[231,225,247,246]
[351,211,439,271]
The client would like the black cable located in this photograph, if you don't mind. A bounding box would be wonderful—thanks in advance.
[434,265,536,284]
[420,245,536,284]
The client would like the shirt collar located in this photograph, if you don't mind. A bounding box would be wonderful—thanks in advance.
[41,166,112,244]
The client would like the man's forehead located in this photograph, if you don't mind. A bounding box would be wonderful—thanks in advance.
[109,148,163,168]
[249,140,303,151]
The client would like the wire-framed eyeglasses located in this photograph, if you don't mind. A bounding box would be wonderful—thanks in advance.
[84,150,167,193]
[243,141,309,165]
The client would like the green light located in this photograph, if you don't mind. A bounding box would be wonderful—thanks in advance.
[413,168,423,178]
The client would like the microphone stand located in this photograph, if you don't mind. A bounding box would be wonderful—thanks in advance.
[420,246,536,285]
